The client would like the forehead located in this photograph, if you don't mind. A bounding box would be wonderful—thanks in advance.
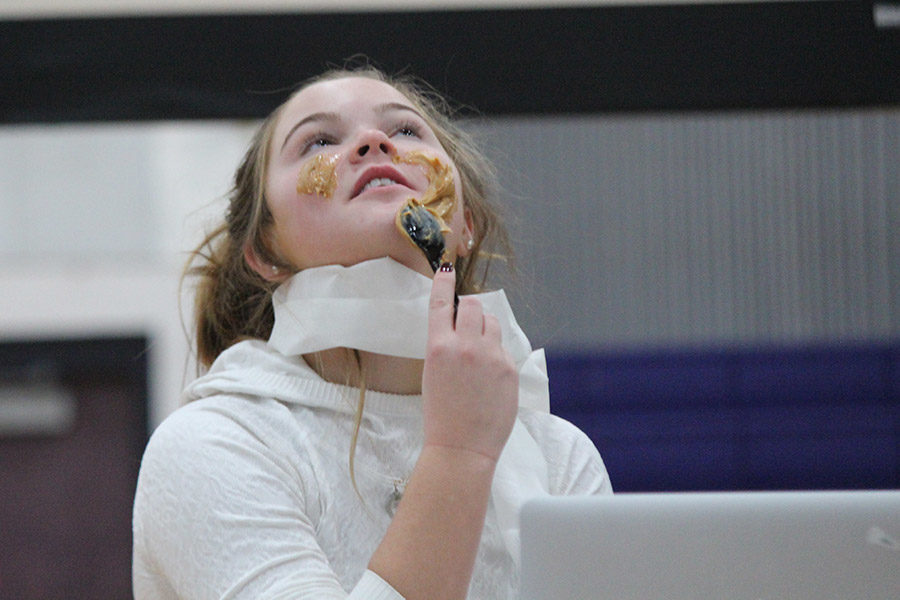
[275,77,414,131]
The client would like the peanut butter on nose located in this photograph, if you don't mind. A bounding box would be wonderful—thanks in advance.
[296,153,339,197]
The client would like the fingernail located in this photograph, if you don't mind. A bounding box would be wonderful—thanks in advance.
[439,262,454,272]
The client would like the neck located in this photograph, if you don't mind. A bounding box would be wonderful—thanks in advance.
[303,348,425,395]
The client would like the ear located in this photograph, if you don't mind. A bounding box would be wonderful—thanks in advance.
[243,243,290,282]
[455,207,477,257]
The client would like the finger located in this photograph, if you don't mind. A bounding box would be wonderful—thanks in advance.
[454,295,484,337]
[427,262,457,337]
[483,313,503,343]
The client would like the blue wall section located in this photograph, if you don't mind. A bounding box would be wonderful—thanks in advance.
[547,343,900,493]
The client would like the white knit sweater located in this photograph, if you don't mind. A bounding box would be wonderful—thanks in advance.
[132,339,612,599]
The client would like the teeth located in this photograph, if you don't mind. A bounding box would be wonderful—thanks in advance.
[362,177,398,192]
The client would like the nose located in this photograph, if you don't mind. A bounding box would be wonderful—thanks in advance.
[350,129,396,162]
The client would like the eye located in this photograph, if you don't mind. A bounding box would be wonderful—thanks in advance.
[300,131,337,154]
[393,121,421,138]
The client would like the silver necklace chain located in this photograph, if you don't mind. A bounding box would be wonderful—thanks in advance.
[386,477,408,516]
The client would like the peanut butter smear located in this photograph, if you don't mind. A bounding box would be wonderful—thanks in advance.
[393,151,458,270]
[295,149,456,270]
[394,151,457,233]
[296,153,340,197]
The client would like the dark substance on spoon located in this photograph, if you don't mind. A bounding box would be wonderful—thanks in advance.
[397,201,446,273]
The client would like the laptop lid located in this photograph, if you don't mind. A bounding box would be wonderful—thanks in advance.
[520,491,900,600]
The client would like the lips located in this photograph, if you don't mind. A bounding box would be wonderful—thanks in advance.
[351,165,413,199]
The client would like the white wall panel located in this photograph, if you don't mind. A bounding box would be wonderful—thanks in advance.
[0,125,159,261]
[0,120,255,426]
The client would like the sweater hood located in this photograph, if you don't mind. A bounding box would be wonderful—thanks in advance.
[183,339,423,417]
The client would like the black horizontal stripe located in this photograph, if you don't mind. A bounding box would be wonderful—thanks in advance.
[1,1,897,123]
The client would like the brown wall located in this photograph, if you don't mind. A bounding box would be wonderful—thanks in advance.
[0,337,147,599]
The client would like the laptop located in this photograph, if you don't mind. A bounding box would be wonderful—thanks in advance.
[519,491,900,600]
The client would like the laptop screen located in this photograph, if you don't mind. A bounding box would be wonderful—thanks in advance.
[519,491,900,600]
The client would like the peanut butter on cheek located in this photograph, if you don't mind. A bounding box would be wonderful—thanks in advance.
[296,153,339,197]
[393,151,458,271]
[394,151,457,232]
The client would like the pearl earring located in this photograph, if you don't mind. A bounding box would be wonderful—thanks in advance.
[271,265,280,274]
[466,239,474,250]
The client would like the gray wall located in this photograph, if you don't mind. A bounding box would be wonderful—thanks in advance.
[478,108,900,350]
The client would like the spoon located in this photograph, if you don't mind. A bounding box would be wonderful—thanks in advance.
[396,201,446,273]
[396,200,460,315]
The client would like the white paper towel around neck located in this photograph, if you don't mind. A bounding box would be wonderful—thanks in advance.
[268,257,549,413]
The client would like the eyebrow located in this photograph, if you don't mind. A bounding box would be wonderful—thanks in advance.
[279,102,426,152]
[376,102,424,119]
[280,111,341,152]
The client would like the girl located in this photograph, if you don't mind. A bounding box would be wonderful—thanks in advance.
[132,66,611,600]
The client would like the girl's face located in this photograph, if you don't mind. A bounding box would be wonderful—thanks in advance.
[260,76,473,278]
